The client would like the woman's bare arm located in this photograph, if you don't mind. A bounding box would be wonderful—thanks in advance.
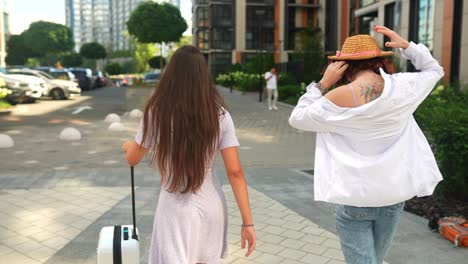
[221,146,256,257]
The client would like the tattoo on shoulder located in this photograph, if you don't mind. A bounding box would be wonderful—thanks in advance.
[359,82,383,103]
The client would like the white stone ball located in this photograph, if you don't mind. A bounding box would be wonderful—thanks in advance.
[59,127,82,141]
[105,113,121,123]
[108,122,125,132]
[129,109,143,119]
[0,134,14,148]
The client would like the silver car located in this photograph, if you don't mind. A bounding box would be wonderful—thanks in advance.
[8,69,81,100]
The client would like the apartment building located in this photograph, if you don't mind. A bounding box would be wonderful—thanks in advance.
[192,0,337,75]
[66,0,112,51]
[341,0,467,85]
[193,0,467,86]
[0,0,10,67]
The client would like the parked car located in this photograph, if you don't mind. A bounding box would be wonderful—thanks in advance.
[0,68,47,100]
[8,69,81,100]
[92,70,106,88]
[49,69,77,83]
[34,66,54,73]
[143,71,161,83]
[68,68,96,90]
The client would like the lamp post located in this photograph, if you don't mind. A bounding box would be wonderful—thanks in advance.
[255,9,266,102]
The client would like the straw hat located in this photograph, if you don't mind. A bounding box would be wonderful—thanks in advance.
[328,34,393,60]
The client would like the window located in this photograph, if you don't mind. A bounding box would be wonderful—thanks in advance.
[418,0,434,50]
[212,29,232,49]
[197,29,210,50]
[360,0,376,6]
[212,5,232,27]
[246,6,275,50]
[196,7,208,27]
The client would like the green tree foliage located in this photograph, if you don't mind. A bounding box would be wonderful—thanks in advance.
[22,21,74,57]
[290,27,326,83]
[127,2,187,69]
[245,53,275,74]
[105,63,123,75]
[134,43,156,73]
[127,2,187,44]
[61,53,83,67]
[148,56,167,69]
[79,42,107,60]
[5,34,37,65]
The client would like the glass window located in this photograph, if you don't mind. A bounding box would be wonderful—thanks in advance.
[212,5,232,27]
[418,0,434,50]
[197,29,210,49]
[196,7,208,27]
[360,0,376,6]
[212,29,232,49]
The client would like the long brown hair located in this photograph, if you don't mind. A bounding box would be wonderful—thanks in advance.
[140,45,226,193]
[335,57,394,86]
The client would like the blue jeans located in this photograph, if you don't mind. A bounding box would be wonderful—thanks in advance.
[335,202,404,264]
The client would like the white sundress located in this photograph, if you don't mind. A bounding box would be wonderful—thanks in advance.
[135,111,240,264]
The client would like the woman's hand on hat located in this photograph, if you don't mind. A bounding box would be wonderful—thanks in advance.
[374,25,410,49]
[319,61,349,90]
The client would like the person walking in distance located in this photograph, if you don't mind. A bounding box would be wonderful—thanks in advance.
[122,45,256,264]
[289,26,444,264]
[265,67,278,111]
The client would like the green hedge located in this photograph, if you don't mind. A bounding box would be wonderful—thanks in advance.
[414,85,468,201]
[216,71,261,92]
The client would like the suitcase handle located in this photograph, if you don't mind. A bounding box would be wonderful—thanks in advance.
[131,166,138,240]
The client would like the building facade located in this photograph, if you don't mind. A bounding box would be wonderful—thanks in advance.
[193,0,467,86]
[66,0,112,51]
[0,0,10,67]
[343,0,467,85]
[192,0,336,76]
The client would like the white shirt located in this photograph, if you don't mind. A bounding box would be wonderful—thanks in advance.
[289,42,444,207]
[265,72,277,89]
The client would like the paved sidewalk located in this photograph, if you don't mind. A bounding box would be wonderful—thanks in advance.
[0,86,466,263]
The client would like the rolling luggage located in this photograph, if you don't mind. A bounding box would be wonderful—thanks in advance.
[97,166,140,263]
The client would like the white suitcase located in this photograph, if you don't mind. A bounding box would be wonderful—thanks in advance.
[97,167,140,264]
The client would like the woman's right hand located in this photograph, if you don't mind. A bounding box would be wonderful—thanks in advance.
[374,25,410,49]
[319,61,349,90]
[241,226,256,257]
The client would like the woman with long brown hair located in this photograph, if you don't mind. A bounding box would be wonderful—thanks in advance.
[122,45,256,263]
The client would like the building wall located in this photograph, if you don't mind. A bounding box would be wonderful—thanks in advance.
[66,0,112,52]
[0,0,10,67]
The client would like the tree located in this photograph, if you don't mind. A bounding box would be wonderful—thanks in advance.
[22,21,74,57]
[134,42,156,73]
[61,53,83,67]
[148,56,166,69]
[105,63,123,75]
[5,34,37,65]
[79,42,107,60]
[127,2,187,69]
[290,27,326,83]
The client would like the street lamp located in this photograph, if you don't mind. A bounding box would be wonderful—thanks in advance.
[255,9,266,102]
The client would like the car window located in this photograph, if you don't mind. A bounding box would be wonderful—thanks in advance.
[37,72,54,79]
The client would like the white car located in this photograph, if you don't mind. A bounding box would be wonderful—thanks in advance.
[0,72,46,99]
[9,69,81,100]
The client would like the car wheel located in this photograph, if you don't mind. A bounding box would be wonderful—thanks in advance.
[51,88,66,100]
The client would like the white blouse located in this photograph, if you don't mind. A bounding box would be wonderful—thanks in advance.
[289,42,444,207]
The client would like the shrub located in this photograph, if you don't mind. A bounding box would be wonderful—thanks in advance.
[278,84,302,101]
[414,85,468,201]
[104,63,123,75]
[278,72,297,86]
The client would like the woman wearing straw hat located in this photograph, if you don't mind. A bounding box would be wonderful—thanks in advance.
[289,26,443,264]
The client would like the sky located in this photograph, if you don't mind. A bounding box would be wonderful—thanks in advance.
[9,0,193,35]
